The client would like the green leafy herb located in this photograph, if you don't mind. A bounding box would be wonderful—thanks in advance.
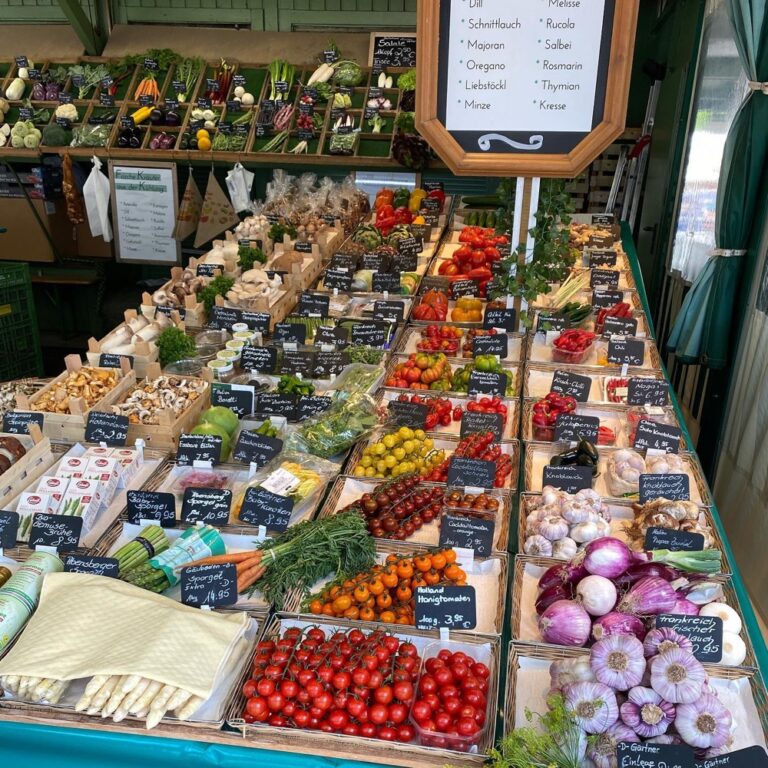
[397,68,417,91]
[199,275,235,313]
[238,245,266,270]
[67,64,111,99]
[156,327,196,367]
[395,111,416,134]
[268,222,298,243]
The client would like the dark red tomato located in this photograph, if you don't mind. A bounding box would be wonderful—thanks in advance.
[242,680,257,698]
[383,635,400,653]
[451,662,469,681]
[297,689,311,705]
[330,654,345,670]
[393,680,414,702]
[422,718,437,732]
[442,696,462,716]
[461,675,481,691]
[418,674,437,695]
[388,703,408,725]
[281,700,296,718]
[359,722,377,738]
[342,723,359,737]
[397,724,416,743]
[256,640,275,652]
[334,691,349,710]
[377,726,398,742]
[433,666,454,687]
[256,678,275,697]
[451,652,468,665]
[242,713,255,724]
[295,649,310,664]
[270,650,289,665]
[472,662,491,680]
[346,698,367,719]
[268,715,287,727]
[474,709,486,727]
[351,666,370,686]
[422,693,441,711]
[425,658,444,675]
[264,665,283,680]
[393,670,411,683]
[434,711,453,732]
[367,670,384,689]
[297,669,315,687]
[307,628,325,642]
[399,642,418,658]
[313,691,333,712]
[374,646,391,664]
[284,627,301,640]
[368,703,389,725]
[397,656,417,673]
[266,692,285,712]
[293,709,310,728]
[456,717,480,737]
[246,696,268,718]
[348,629,365,645]
[280,680,299,699]
[464,689,486,709]
[317,666,334,684]
[438,684,460,702]
[328,709,349,730]
[459,705,477,720]
[319,722,334,733]
[412,700,432,724]
[437,649,453,663]
[305,680,324,699]
[332,671,352,691]
[373,685,393,705]
[361,654,378,671]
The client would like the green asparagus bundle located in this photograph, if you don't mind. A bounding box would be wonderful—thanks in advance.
[113,525,170,578]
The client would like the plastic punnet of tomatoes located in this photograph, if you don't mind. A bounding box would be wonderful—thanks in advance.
[442,489,501,514]
[417,325,463,354]
[425,431,514,488]
[241,623,421,743]
[410,641,493,751]
[385,353,454,392]
[551,329,596,365]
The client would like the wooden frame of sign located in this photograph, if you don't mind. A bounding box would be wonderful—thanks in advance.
[416,0,640,177]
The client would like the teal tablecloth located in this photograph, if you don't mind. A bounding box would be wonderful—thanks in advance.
[0,223,764,767]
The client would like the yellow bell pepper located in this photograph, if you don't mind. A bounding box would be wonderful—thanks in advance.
[408,188,428,213]
[130,106,153,125]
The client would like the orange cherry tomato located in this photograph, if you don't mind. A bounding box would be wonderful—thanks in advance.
[396,561,414,579]
[354,585,370,603]
[368,578,385,596]
[379,610,396,623]
[396,584,413,602]
[376,592,393,609]
[414,555,432,573]
[430,553,447,571]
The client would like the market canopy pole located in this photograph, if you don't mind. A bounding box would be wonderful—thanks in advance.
[667,0,768,370]
[414,0,639,178]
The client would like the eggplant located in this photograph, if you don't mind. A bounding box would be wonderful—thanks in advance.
[179,134,189,149]
[165,109,181,127]
[189,136,198,150]
[149,107,165,125]
[550,450,579,467]
[577,438,599,462]
[117,130,131,148]
[128,130,142,149]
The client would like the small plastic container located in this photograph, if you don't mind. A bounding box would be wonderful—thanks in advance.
[231,323,249,334]
[626,406,675,444]
[208,359,234,381]
[410,638,494,753]
[217,348,241,364]
[551,345,591,365]
[226,339,245,353]
[532,422,556,441]
[163,358,203,376]
[233,330,256,345]
[195,329,231,349]
[194,344,221,363]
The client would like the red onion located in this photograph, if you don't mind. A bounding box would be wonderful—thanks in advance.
[536,583,574,615]
[617,562,681,586]
[583,538,632,579]
[671,596,700,615]
[538,563,588,592]
[539,599,591,646]
[591,612,647,642]
[618,576,678,616]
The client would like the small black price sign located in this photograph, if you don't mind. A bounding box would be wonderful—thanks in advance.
[143,57,159,70]
[138,94,154,107]
[297,395,333,421]
[58,91,73,104]
[55,117,71,129]
[330,253,356,271]
[172,79,185,92]
[274,80,289,94]
[233,431,283,469]
[181,563,238,608]
[99,93,115,107]
[639,473,691,503]
[237,311,268,334]
[589,233,617,248]
[397,236,421,257]
[295,241,313,254]
[607,338,645,366]
[15,55,28,68]
[226,99,242,113]
[298,293,330,317]
[239,486,293,532]
[209,305,242,330]
[0,510,20,548]
[85,411,129,446]
[211,383,255,418]
[373,301,405,323]
[372,272,401,294]
[467,370,507,397]
[2,411,44,435]
[645,526,704,552]
[483,308,517,332]
[460,411,504,441]
[196,262,219,277]
[633,421,682,454]
[176,434,223,466]
[590,269,620,289]
[440,514,494,557]
[554,413,600,443]
[542,465,594,493]
[241,345,278,374]
[313,351,347,378]
[64,555,119,578]
[18,107,33,121]
[351,321,387,348]
[256,393,297,421]
[696,747,768,767]
[421,196,442,213]
[274,322,307,345]
[447,457,496,489]
[28,68,41,81]
[197,97,212,109]
[205,78,220,92]
[282,350,316,377]
[415,585,477,631]
[120,116,135,130]
[165,98,179,110]
[98,353,134,370]
[315,325,348,348]
[29,514,83,552]
[393,252,418,272]
[388,400,428,429]
[657,614,723,663]
[472,334,507,358]
[628,378,669,407]
[126,490,176,526]
[536,313,569,333]
[591,213,615,226]
[603,316,638,337]
[323,269,353,292]
[451,279,480,300]
[592,289,624,308]
[362,252,385,271]
[323,48,340,63]
[551,370,592,403]
[180,487,232,526]
[233,74,247,87]
[616,742,694,768]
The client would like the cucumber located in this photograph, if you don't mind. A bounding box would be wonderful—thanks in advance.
[466,211,478,226]
[462,195,502,208]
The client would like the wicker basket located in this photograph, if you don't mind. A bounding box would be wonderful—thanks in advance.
[225,613,501,768]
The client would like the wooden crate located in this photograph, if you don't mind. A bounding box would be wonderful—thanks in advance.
[0,426,56,511]
[115,363,212,453]
[267,240,326,293]
[141,267,206,327]
[215,284,296,333]
[15,356,136,443]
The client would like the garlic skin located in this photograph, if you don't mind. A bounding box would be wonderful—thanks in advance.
[587,722,639,768]
[675,692,732,749]
[591,635,646,690]
[553,537,578,559]
[643,627,693,658]
[524,534,553,557]
[539,515,570,541]
[619,686,676,738]
[650,648,706,704]
[563,681,619,734]
[571,521,601,543]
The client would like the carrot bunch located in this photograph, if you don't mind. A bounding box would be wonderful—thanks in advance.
[134,75,160,102]
[182,550,264,593]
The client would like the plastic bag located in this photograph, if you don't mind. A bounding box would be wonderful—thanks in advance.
[82,155,112,241]
[225,162,254,213]
[231,451,339,528]
[285,392,381,459]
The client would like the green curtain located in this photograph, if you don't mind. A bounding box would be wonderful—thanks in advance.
[667,0,768,369]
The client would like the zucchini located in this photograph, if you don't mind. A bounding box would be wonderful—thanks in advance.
[461,194,502,208]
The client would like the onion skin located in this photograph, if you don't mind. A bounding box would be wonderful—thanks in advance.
[618,576,678,616]
[537,563,588,592]
[617,562,681,586]
[671,596,700,616]
[592,611,647,642]
[536,583,574,615]
[583,538,632,579]
[539,599,592,647]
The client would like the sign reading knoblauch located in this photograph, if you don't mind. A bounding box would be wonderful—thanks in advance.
[416,0,640,175]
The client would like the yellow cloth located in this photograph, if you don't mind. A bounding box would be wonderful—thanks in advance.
[0,573,248,700]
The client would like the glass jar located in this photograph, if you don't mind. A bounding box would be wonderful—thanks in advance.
[194,344,221,363]
[207,359,234,382]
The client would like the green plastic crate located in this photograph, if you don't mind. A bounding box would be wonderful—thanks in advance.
[0,263,43,381]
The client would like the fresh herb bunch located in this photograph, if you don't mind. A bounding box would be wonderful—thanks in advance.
[120,48,182,71]
[156,327,196,367]
[268,222,298,243]
[199,275,235,313]
[487,694,587,768]
[238,244,266,270]
[395,111,416,134]
[489,178,574,326]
